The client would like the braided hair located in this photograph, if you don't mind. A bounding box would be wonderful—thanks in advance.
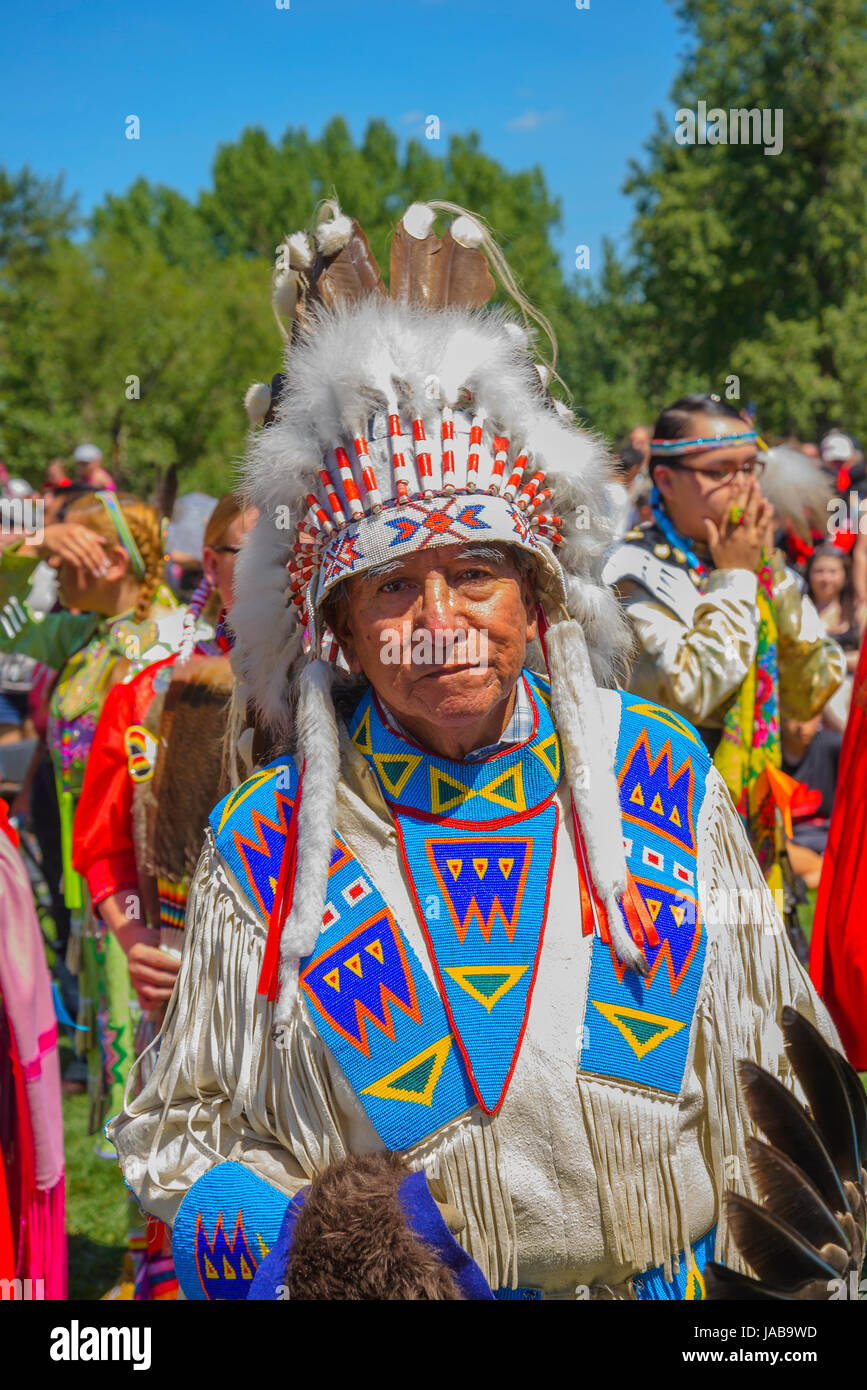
[63,492,165,622]
[651,393,745,444]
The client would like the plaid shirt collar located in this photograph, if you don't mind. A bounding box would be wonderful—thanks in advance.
[377,676,533,763]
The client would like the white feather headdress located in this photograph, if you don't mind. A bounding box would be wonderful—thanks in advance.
[230,203,642,1022]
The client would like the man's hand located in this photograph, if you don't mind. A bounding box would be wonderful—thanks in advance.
[704,477,774,574]
[112,921,180,1012]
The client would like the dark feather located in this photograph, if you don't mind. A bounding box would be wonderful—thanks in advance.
[746,1136,851,1252]
[725,1192,845,1286]
[781,1006,860,1183]
[703,1262,792,1300]
[737,1059,849,1213]
[707,1012,867,1302]
[389,220,441,306]
[429,228,496,310]
[155,463,178,524]
[837,1050,867,1162]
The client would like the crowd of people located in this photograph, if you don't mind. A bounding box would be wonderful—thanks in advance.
[0,201,864,1303]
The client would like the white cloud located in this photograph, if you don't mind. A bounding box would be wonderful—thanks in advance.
[505,109,562,133]
[400,110,424,125]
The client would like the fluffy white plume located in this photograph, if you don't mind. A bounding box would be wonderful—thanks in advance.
[287,231,313,269]
[271,269,300,337]
[450,214,484,249]
[273,660,341,1025]
[244,382,272,427]
[546,620,647,974]
[761,445,833,541]
[402,202,436,240]
[315,212,354,256]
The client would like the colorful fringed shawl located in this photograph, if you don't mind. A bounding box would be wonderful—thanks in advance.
[713,553,782,883]
[651,495,783,885]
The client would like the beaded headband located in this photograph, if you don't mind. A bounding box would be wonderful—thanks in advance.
[287,405,563,647]
[649,430,760,459]
[94,490,145,579]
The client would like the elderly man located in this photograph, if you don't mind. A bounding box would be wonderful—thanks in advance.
[108,204,834,1301]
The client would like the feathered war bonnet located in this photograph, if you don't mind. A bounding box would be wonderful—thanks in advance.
[232,200,641,1026]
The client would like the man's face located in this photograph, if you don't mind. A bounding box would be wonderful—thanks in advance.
[332,543,537,742]
[781,714,821,754]
[653,414,760,541]
[630,426,651,464]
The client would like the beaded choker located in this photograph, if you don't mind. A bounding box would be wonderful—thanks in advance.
[649,486,707,576]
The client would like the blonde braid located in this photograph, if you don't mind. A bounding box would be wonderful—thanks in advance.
[64,492,165,622]
[128,506,166,622]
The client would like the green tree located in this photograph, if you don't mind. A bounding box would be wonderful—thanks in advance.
[624,0,867,437]
[0,120,634,491]
[0,166,76,276]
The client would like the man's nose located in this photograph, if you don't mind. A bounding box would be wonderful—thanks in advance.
[414,572,460,632]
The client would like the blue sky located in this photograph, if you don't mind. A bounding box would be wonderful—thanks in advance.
[3,0,687,270]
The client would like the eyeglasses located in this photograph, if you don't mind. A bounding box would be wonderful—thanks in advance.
[663,459,765,483]
[213,545,241,555]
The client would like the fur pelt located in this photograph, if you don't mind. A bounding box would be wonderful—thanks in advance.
[146,657,234,880]
[284,1153,463,1300]
[275,659,340,1017]
[232,297,630,745]
[546,619,646,974]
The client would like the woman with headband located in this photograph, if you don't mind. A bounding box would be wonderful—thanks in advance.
[0,491,186,1146]
[70,492,257,1300]
[604,394,845,956]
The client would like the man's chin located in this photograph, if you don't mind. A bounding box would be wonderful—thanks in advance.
[406,668,500,718]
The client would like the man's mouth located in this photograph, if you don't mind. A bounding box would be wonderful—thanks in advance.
[414,662,481,680]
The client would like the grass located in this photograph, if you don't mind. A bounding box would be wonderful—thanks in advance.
[60,1038,129,1301]
[32,887,130,1300]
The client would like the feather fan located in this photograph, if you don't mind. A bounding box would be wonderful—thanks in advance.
[705,1008,867,1299]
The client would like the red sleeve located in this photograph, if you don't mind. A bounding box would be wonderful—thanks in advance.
[73,657,173,908]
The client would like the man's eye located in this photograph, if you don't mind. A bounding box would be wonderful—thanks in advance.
[458,568,492,582]
[379,579,408,594]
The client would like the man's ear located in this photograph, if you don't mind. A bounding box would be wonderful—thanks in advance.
[653,465,674,501]
[521,570,538,642]
[328,601,362,675]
